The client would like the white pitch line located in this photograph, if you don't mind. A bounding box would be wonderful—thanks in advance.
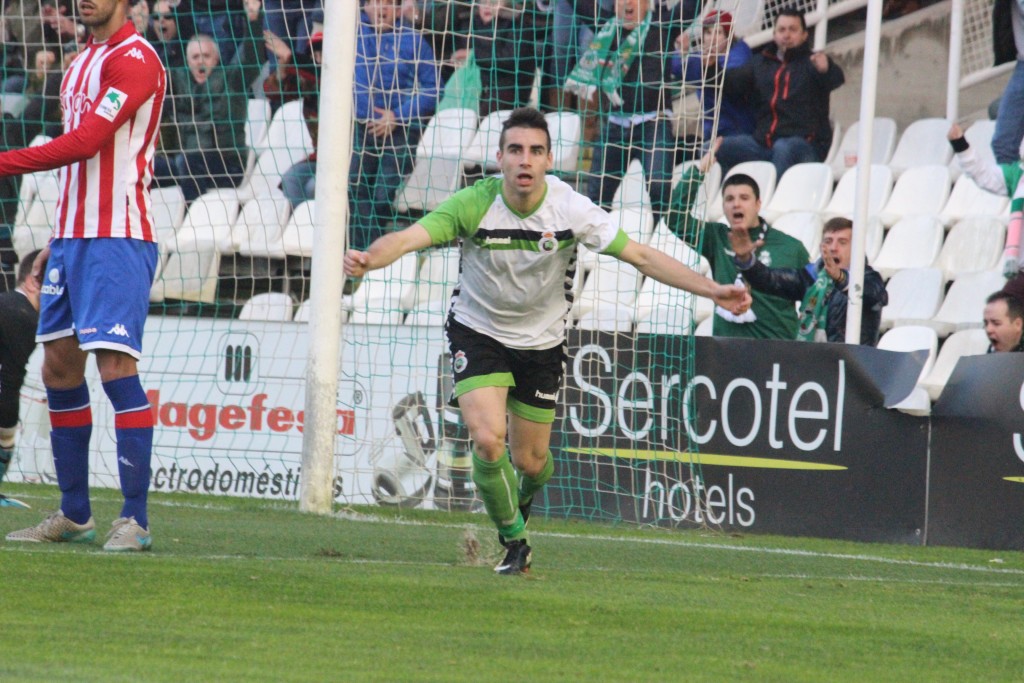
[5,497,1022,578]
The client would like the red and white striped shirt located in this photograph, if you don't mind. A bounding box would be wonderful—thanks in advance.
[0,21,165,241]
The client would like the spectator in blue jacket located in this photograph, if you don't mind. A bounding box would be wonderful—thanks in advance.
[670,10,755,150]
[350,0,439,250]
[714,8,844,178]
[728,216,888,346]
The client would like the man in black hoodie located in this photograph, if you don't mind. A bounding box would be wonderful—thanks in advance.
[714,8,844,179]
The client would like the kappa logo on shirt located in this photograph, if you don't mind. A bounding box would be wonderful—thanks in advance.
[125,47,146,62]
[94,88,128,122]
[106,324,130,338]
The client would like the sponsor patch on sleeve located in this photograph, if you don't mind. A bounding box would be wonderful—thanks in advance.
[94,87,128,122]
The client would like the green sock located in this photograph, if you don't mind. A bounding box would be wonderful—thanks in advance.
[471,452,525,541]
[518,450,554,506]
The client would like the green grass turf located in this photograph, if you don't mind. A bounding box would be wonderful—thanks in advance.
[1,483,1022,682]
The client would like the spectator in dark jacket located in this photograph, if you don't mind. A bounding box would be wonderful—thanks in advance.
[714,8,844,178]
[451,0,538,117]
[728,216,888,346]
[153,34,250,202]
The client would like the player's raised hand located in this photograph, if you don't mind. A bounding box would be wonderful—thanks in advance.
[712,282,752,315]
[699,137,722,174]
[344,249,370,278]
[947,122,964,141]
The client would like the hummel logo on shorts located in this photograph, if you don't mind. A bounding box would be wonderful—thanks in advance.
[106,323,129,337]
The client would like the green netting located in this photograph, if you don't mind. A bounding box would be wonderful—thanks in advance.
[4,1,744,531]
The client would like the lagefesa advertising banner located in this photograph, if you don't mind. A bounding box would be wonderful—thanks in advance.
[550,333,929,544]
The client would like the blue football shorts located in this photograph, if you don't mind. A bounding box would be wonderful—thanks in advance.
[36,237,159,359]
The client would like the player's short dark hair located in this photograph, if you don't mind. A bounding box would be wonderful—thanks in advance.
[986,291,1024,321]
[722,173,760,200]
[17,250,40,286]
[777,8,807,30]
[499,107,551,153]
[823,217,852,235]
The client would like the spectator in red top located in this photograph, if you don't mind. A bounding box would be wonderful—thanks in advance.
[713,8,844,179]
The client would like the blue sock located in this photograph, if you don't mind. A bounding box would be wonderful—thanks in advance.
[103,376,154,530]
[47,383,93,524]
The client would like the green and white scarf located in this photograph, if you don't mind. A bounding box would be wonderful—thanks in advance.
[797,265,835,342]
[563,12,652,108]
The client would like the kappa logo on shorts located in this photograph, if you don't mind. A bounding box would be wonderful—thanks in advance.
[539,231,558,253]
[452,350,468,373]
[106,324,130,338]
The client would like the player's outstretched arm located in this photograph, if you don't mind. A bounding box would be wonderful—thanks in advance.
[344,224,433,278]
[616,239,751,314]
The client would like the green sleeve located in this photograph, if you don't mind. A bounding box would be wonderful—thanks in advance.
[600,229,630,257]
[665,165,711,253]
[419,177,502,244]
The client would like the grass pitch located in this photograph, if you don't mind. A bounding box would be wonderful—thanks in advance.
[1,484,1022,682]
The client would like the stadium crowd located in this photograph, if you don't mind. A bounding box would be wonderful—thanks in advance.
[0,0,1020,354]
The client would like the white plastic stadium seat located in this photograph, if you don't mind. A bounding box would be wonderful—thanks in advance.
[572,255,642,320]
[647,220,708,274]
[920,328,991,400]
[934,216,1006,281]
[938,174,1008,227]
[149,185,187,249]
[395,156,465,214]
[926,269,1008,337]
[829,117,898,179]
[863,216,885,264]
[546,111,582,173]
[245,98,272,152]
[823,164,893,220]
[408,247,459,314]
[888,118,953,177]
[171,190,241,254]
[876,164,951,227]
[772,211,823,260]
[240,146,311,200]
[238,292,295,321]
[349,251,420,325]
[280,199,316,258]
[948,119,996,181]
[611,159,650,212]
[879,267,945,332]
[234,192,291,259]
[762,163,834,222]
[418,107,477,159]
[710,0,764,38]
[255,98,313,157]
[877,325,939,415]
[577,306,634,332]
[872,215,944,280]
[462,109,513,171]
[725,160,777,207]
[152,247,220,303]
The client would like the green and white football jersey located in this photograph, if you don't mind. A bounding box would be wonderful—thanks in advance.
[420,175,628,350]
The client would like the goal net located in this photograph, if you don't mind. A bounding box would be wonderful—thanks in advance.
[4,0,742,528]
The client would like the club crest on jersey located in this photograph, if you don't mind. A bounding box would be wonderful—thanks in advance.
[539,231,558,253]
[95,88,128,122]
[452,351,468,373]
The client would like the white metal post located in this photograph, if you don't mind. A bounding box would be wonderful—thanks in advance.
[946,0,965,121]
[300,0,358,514]
[845,0,884,345]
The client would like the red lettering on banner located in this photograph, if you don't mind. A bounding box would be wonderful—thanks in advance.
[146,390,356,441]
